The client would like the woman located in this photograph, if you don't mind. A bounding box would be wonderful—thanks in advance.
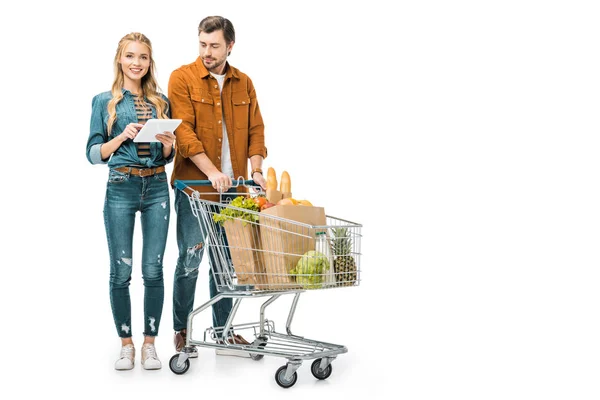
[86,32,175,370]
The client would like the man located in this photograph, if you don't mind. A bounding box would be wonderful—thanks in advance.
[168,16,267,357]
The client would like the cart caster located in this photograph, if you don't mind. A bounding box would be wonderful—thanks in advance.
[275,365,298,388]
[169,354,190,375]
[250,337,267,361]
[311,358,333,380]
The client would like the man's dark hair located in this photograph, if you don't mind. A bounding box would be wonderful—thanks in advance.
[198,16,236,45]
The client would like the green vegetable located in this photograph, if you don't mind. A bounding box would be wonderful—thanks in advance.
[213,196,260,226]
[290,250,330,289]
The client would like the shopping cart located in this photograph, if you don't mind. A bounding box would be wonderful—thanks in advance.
[169,179,362,388]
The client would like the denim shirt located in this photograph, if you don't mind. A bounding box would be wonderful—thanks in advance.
[86,89,175,168]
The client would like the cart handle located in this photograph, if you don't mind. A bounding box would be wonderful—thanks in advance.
[174,179,256,191]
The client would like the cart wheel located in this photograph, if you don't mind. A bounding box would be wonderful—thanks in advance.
[311,359,333,380]
[275,365,298,388]
[169,354,190,375]
[250,338,267,361]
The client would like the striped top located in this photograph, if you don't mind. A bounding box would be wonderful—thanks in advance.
[134,95,152,159]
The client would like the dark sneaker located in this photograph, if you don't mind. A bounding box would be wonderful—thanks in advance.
[215,334,251,358]
[174,330,198,358]
[231,334,250,345]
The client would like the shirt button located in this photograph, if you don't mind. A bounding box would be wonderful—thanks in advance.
[217,102,220,106]
[218,156,221,160]
[214,84,218,88]
[218,138,222,142]
[201,99,205,102]
[242,101,246,104]
[218,120,222,124]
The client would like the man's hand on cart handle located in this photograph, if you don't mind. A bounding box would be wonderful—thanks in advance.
[207,171,233,192]
[252,172,266,191]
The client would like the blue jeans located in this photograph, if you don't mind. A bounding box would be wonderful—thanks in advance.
[103,169,170,338]
[172,188,236,331]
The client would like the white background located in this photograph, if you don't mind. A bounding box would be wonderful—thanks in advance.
[1,0,599,398]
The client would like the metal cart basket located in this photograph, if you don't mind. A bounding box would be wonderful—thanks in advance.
[169,179,362,388]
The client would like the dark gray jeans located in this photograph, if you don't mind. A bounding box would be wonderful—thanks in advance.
[172,188,236,332]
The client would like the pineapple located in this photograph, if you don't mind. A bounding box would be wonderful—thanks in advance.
[330,228,357,286]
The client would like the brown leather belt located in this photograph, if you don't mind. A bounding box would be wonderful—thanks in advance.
[114,166,165,177]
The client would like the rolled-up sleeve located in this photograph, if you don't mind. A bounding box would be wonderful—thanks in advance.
[168,70,205,158]
[247,78,267,159]
[86,95,108,165]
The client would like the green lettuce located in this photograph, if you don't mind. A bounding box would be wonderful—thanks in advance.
[290,250,330,289]
[213,196,259,226]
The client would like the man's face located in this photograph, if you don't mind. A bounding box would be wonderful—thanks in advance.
[199,30,233,73]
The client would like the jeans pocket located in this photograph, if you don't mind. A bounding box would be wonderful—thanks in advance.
[155,171,168,182]
[108,169,128,184]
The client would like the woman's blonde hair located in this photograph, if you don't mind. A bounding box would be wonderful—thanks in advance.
[106,32,168,135]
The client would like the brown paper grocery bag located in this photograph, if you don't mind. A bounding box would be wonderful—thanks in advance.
[223,220,266,286]
[258,205,326,290]
[266,189,282,204]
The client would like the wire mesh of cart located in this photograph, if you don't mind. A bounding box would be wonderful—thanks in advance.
[169,179,362,388]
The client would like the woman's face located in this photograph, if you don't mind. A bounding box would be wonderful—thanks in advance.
[120,41,151,85]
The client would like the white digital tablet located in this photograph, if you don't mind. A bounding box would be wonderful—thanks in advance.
[133,119,182,143]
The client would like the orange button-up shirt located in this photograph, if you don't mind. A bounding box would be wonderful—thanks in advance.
[168,57,267,189]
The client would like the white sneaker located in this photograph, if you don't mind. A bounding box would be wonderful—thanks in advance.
[141,343,162,370]
[115,344,135,370]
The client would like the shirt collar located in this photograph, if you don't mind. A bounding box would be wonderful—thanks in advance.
[121,88,142,96]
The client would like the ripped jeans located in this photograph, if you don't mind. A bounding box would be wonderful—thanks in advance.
[104,169,170,338]
[172,188,237,332]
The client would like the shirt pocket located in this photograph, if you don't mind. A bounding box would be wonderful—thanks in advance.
[232,92,250,129]
[105,108,131,138]
[190,88,214,128]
